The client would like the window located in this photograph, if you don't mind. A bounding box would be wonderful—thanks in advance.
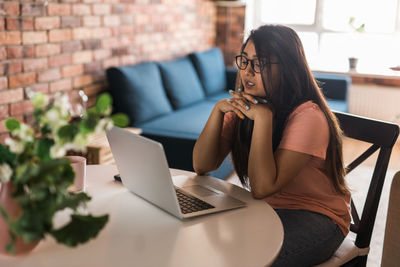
[246,0,400,72]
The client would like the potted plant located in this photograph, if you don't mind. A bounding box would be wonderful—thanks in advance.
[0,91,129,254]
[348,17,365,70]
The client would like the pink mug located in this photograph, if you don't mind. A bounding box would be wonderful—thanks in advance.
[66,156,86,192]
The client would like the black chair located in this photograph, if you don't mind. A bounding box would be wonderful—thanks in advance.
[316,112,399,267]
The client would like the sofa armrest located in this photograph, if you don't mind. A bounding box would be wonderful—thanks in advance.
[226,66,238,91]
[313,72,351,101]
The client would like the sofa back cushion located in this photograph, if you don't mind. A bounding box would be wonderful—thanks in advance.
[106,62,173,125]
[190,47,227,96]
[158,57,205,109]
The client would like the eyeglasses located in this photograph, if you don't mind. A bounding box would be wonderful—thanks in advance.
[235,55,278,73]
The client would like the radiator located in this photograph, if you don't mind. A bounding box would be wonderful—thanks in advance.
[349,84,400,123]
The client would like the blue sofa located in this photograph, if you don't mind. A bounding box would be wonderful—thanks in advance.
[106,47,351,179]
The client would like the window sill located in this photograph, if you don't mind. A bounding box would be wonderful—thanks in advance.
[312,67,400,87]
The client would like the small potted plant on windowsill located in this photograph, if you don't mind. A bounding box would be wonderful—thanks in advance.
[0,91,129,255]
[348,17,365,71]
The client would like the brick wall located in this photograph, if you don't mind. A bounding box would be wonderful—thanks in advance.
[0,0,216,143]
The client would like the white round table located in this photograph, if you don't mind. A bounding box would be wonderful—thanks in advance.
[0,165,283,267]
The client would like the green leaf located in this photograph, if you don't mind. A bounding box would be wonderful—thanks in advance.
[34,138,54,162]
[5,118,20,132]
[0,143,16,164]
[50,214,109,247]
[57,125,78,141]
[111,113,130,127]
[95,93,112,114]
[55,192,91,211]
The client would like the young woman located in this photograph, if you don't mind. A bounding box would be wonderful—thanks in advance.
[192,24,350,266]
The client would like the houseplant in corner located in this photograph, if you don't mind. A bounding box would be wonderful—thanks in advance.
[0,91,129,255]
[348,17,365,70]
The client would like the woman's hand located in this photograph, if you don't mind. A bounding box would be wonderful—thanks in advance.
[225,90,273,121]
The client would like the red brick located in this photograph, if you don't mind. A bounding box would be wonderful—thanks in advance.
[92,4,111,15]
[4,3,20,16]
[7,46,23,59]
[73,74,93,88]
[36,44,61,57]
[91,27,112,39]
[102,57,119,69]
[103,15,120,27]
[0,32,21,45]
[0,105,9,119]
[72,27,92,39]
[93,49,111,61]
[84,62,102,74]
[62,41,82,53]
[83,83,105,97]
[0,18,4,31]
[9,73,36,88]
[72,51,92,64]
[24,46,35,58]
[8,61,22,75]
[0,121,8,135]
[0,133,11,144]
[38,68,61,82]
[35,17,60,30]
[22,18,34,30]
[25,83,49,95]
[83,16,101,27]
[49,54,72,68]
[61,16,81,28]
[21,3,46,16]
[0,47,6,61]
[10,100,35,116]
[72,4,91,15]
[82,39,101,50]
[48,3,71,16]
[62,64,84,77]
[0,88,24,105]
[23,58,48,72]
[22,31,47,45]
[0,64,6,76]
[49,29,72,42]
[0,77,7,91]
[6,18,21,31]
[50,78,72,93]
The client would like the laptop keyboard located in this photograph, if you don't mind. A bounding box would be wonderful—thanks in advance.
[175,189,215,214]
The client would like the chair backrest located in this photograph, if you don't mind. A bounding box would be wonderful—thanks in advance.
[381,171,400,267]
[334,112,399,254]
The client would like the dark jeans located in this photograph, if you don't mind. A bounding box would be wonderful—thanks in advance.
[271,209,345,267]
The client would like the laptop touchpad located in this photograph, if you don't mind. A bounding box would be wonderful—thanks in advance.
[182,185,219,197]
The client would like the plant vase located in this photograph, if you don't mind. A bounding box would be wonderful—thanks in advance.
[0,182,39,255]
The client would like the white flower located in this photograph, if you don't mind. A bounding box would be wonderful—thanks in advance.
[53,93,71,118]
[31,92,49,110]
[12,123,34,142]
[50,144,67,158]
[73,133,90,149]
[0,163,13,183]
[42,108,67,132]
[95,118,114,133]
[5,138,25,154]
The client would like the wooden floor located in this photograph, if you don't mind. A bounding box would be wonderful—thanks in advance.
[343,137,400,172]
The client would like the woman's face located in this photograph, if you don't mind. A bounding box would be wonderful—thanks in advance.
[239,40,280,98]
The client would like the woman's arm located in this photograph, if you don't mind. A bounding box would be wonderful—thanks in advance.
[193,100,243,175]
[248,114,311,198]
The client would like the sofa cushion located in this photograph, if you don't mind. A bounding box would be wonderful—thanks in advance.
[106,62,173,125]
[326,99,348,112]
[190,47,227,96]
[158,57,205,109]
[313,72,351,100]
[206,91,231,102]
[137,102,215,140]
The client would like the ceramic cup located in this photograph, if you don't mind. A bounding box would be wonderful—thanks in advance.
[66,156,86,192]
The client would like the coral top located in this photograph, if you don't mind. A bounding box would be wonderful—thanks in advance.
[221,101,351,235]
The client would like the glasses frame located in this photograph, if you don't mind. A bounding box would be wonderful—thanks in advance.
[235,55,278,73]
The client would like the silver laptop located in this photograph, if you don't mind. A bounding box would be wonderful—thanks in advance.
[106,127,246,219]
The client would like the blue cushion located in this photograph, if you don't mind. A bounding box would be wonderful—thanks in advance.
[206,91,231,102]
[106,62,173,125]
[327,100,348,112]
[190,47,227,96]
[158,57,205,109]
[313,72,351,100]
[137,102,215,140]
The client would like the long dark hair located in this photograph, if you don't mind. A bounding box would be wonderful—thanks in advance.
[231,25,348,194]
